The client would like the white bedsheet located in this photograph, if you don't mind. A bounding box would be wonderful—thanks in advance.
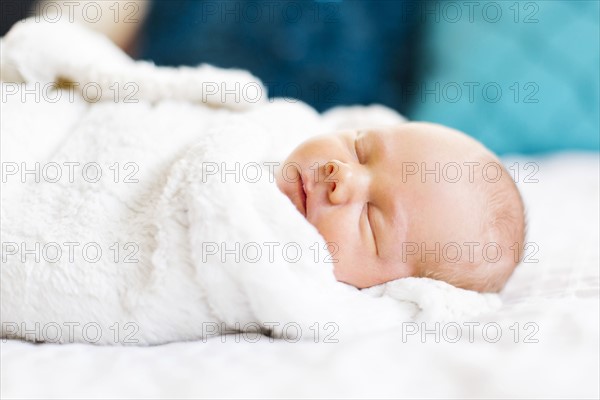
[2,153,598,399]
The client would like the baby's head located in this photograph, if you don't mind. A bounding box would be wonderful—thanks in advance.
[275,122,526,293]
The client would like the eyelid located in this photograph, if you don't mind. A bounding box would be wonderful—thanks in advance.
[364,202,378,256]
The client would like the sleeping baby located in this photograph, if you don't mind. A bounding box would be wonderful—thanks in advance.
[275,122,526,293]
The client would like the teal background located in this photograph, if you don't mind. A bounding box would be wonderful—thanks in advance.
[410,0,600,154]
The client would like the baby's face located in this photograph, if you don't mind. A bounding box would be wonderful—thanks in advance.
[275,122,504,289]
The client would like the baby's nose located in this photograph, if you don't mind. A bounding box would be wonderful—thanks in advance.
[324,160,368,205]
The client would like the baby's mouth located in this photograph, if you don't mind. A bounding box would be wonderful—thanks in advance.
[297,169,307,217]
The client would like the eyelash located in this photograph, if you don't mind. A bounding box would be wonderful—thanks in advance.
[363,203,378,254]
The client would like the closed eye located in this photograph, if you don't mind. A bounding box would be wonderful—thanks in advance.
[363,202,378,256]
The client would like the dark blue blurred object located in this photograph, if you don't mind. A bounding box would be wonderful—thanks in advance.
[137,0,422,113]
[0,0,37,35]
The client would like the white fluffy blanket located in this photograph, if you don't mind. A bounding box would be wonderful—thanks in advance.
[0,19,500,345]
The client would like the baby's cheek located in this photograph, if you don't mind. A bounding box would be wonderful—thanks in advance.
[313,217,351,253]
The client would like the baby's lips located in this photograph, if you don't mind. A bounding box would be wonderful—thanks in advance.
[285,164,306,217]
[302,170,319,220]
[295,171,307,217]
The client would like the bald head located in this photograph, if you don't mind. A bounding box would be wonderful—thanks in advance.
[401,123,526,292]
[276,121,526,292]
